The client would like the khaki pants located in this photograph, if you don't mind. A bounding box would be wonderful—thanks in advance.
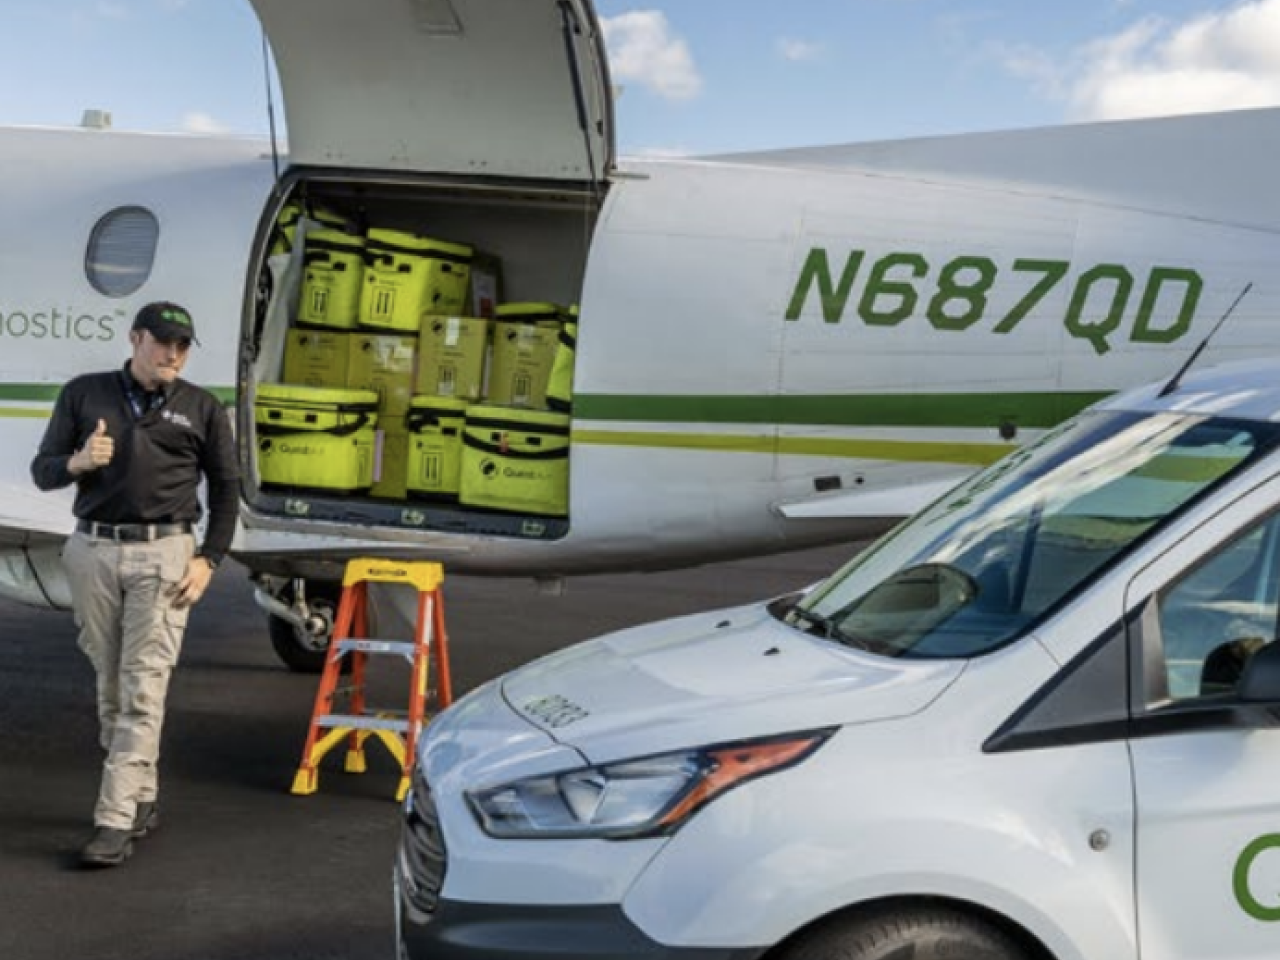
[62,531,194,830]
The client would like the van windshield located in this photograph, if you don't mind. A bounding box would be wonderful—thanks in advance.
[788,411,1277,659]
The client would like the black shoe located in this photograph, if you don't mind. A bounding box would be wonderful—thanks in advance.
[132,802,160,839]
[81,827,134,867]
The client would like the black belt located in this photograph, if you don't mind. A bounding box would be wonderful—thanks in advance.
[77,520,193,542]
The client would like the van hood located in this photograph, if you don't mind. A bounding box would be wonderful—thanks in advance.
[501,603,965,761]
[251,0,613,182]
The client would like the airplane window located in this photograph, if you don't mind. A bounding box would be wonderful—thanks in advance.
[85,206,159,297]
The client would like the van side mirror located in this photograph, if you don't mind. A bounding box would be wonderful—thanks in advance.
[1237,641,1280,703]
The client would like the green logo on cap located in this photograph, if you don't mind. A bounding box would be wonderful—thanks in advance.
[162,308,192,327]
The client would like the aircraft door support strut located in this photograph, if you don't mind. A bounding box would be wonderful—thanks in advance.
[290,558,454,802]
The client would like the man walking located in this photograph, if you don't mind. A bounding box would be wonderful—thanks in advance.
[31,301,238,867]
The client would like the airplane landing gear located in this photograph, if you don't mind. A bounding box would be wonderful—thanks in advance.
[253,576,341,673]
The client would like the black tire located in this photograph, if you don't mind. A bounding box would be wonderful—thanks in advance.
[267,582,341,673]
[780,904,1031,960]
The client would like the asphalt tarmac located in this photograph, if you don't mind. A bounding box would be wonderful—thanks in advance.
[0,542,857,960]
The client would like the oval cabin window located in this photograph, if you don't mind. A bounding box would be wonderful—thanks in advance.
[85,206,159,297]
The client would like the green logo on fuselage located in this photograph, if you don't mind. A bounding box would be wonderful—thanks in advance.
[0,306,121,342]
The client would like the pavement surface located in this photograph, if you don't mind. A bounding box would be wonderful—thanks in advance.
[0,543,858,960]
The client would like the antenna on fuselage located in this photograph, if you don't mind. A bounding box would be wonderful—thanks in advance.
[80,108,112,130]
[260,30,281,181]
[1157,282,1253,398]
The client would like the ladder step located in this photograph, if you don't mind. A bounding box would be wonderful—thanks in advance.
[317,714,412,732]
[331,682,397,700]
[345,558,444,592]
[335,639,418,656]
[292,558,454,802]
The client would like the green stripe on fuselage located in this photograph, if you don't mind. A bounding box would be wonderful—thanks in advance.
[572,429,1013,465]
[0,385,62,402]
[0,385,1107,428]
[0,384,236,407]
[0,384,1104,465]
[0,408,56,419]
[572,392,1107,428]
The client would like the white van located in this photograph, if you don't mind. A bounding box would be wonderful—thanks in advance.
[394,358,1280,960]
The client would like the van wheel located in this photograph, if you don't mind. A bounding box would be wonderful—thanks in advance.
[779,904,1029,960]
[267,582,340,673]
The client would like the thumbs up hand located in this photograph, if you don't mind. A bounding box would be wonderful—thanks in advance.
[69,418,115,475]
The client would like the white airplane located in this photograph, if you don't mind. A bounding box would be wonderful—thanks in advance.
[2,0,1279,671]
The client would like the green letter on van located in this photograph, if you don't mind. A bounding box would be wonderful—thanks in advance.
[1234,834,1280,922]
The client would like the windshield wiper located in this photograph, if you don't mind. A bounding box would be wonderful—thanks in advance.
[786,606,874,651]
[787,605,837,638]
[825,621,877,653]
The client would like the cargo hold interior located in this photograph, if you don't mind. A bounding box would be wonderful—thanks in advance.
[240,172,604,540]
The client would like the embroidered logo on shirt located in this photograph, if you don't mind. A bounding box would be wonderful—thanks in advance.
[162,409,194,429]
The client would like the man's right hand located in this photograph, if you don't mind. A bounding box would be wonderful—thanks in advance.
[69,419,114,475]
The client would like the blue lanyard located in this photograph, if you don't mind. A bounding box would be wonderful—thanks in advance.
[117,366,168,420]
[125,384,166,419]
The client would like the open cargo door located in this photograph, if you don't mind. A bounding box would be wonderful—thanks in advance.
[249,0,614,183]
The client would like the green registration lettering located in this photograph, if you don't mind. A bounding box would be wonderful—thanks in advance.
[994,259,1070,333]
[1066,265,1134,355]
[928,256,997,331]
[784,248,1211,353]
[785,248,865,323]
[859,252,927,326]
[1131,267,1203,345]
[1235,834,1280,922]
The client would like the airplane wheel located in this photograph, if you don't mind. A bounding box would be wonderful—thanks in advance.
[778,904,1030,960]
[267,581,340,673]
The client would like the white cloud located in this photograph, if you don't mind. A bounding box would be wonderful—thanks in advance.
[182,112,230,135]
[601,11,702,101]
[998,43,1069,101]
[778,38,823,63]
[1061,0,1280,120]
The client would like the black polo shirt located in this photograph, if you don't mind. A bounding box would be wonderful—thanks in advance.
[31,363,238,564]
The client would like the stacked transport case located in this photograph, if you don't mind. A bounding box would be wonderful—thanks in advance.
[251,195,579,526]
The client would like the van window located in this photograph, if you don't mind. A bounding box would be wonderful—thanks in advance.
[790,412,1277,660]
[1158,515,1280,701]
[85,206,159,297]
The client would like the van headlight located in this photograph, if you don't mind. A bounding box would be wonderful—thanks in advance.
[467,730,832,839]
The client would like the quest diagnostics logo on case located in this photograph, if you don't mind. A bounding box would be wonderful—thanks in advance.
[1234,834,1280,921]
[0,305,122,342]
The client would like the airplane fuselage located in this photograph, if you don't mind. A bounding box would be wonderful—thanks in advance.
[3,105,1280,611]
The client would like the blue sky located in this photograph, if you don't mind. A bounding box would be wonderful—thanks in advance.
[1,0,1279,155]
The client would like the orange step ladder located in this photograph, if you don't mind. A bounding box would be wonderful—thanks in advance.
[291,558,453,802]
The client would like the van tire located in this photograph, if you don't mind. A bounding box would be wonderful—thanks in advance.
[780,904,1030,960]
[267,582,341,673]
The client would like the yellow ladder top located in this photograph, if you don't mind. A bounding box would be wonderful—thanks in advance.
[342,558,444,592]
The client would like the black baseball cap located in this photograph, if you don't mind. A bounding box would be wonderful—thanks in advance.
[132,301,199,346]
